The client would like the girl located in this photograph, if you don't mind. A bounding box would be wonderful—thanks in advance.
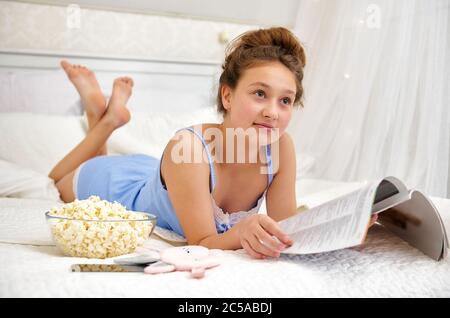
[50,27,375,260]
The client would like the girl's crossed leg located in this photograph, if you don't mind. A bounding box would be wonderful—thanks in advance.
[61,60,108,156]
[49,61,134,202]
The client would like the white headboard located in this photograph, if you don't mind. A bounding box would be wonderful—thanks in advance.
[0,49,222,114]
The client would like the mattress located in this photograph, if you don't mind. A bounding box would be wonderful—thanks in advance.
[1,188,450,298]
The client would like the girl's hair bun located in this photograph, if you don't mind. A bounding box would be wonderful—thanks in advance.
[231,27,306,67]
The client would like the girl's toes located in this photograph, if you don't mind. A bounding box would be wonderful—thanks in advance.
[113,77,134,90]
[122,77,134,87]
[60,60,71,70]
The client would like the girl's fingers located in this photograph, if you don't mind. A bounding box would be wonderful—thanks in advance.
[256,226,286,252]
[250,233,280,258]
[361,215,378,243]
[260,216,293,246]
[242,239,265,259]
[369,214,378,227]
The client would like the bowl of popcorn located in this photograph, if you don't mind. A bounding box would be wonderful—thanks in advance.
[45,196,156,259]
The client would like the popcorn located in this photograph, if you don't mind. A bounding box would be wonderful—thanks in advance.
[47,196,154,259]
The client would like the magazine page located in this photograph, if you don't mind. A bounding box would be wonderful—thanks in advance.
[279,182,379,255]
[378,190,448,261]
[371,176,410,215]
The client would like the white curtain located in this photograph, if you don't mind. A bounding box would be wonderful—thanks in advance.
[289,0,450,198]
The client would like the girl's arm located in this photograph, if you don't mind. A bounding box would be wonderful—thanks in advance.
[162,132,218,246]
[163,131,291,258]
[265,132,298,221]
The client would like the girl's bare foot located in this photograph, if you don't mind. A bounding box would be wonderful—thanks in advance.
[102,77,133,129]
[60,60,106,126]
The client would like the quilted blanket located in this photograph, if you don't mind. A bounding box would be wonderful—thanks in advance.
[1,196,450,297]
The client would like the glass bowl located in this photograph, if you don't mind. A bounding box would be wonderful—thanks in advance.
[45,211,157,259]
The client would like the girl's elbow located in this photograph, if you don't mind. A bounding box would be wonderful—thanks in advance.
[186,234,212,247]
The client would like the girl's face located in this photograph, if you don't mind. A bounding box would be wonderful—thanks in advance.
[221,61,296,144]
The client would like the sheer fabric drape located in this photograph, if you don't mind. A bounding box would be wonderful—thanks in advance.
[289,0,450,197]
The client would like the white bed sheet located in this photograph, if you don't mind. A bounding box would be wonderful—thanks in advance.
[1,182,450,298]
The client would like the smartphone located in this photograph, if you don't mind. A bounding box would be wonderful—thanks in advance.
[113,254,159,266]
[71,264,145,272]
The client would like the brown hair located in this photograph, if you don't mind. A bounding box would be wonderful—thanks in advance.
[217,27,306,116]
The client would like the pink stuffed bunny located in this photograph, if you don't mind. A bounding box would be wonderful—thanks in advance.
[143,246,221,279]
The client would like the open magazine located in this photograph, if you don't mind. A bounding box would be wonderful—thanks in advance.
[279,177,449,261]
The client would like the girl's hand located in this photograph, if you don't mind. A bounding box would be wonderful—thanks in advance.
[368,214,378,227]
[237,214,294,259]
[361,214,379,243]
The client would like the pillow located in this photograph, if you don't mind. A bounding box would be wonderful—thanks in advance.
[0,112,86,174]
[106,108,222,157]
[0,70,83,115]
[0,109,222,175]
[0,159,61,201]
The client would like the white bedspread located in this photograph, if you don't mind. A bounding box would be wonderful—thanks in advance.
[1,193,450,298]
